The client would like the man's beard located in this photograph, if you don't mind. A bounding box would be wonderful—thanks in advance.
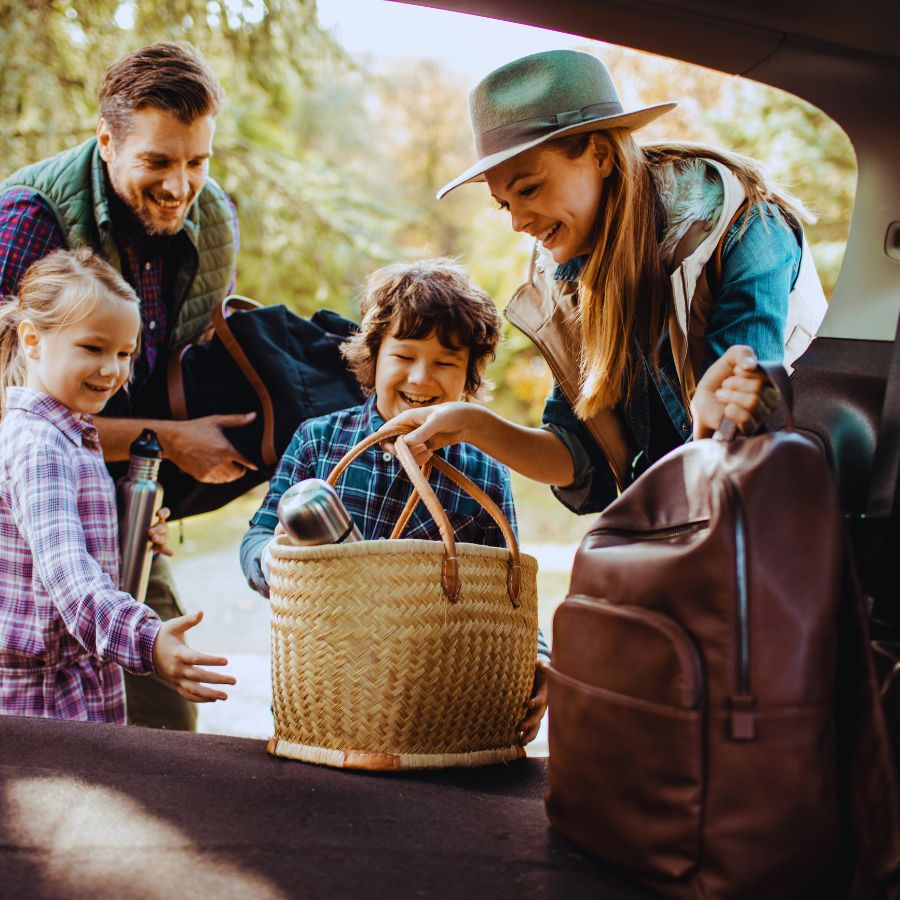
[130,193,188,236]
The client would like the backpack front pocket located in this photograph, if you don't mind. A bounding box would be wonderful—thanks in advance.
[546,596,705,880]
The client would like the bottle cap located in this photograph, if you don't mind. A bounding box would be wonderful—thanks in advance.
[277,479,355,545]
[130,428,164,459]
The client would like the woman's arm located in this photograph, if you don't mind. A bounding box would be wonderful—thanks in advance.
[386,402,576,487]
[704,203,802,367]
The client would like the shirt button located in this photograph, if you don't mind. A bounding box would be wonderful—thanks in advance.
[144,262,151,271]
[382,452,392,462]
[148,321,157,331]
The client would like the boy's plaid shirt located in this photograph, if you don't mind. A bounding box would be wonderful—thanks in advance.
[0,388,160,724]
[251,394,518,547]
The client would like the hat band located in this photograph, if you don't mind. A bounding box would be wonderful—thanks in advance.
[476,101,624,157]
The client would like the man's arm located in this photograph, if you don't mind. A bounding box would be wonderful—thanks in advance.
[0,190,67,297]
[95,413,258,483]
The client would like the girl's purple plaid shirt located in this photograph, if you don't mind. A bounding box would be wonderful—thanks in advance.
[0,388,160,724]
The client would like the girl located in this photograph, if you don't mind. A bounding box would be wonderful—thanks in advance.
[0,248,234,724]
[385,50,820,513]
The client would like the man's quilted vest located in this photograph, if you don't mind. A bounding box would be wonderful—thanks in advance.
[0,138,236,348]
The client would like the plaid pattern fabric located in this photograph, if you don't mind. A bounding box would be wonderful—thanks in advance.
[0,388,161,724]
[0,188,169,393]
[251,395,518,548]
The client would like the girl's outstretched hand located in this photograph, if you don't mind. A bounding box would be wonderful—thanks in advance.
[152,610,235,702]
[691,345,780,440]
[147,506,173,557]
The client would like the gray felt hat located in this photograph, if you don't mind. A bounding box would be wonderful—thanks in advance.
[437,50,676,199]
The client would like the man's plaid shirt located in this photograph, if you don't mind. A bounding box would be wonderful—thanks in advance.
[0,389,160,724]
[0,185,238,404]
[251,394,517,547]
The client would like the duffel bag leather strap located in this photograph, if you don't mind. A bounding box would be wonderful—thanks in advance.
[211,296,278,468]
[166,295,278,467]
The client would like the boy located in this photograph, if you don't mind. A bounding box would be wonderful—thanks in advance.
[239,259,548,742]
[241,259,516,582]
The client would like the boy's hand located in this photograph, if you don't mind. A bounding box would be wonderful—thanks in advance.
[378,402,478,466]
[147,506,173,557]
[517,659,549,746]
[691,345,779,440]
[152,610,236,702]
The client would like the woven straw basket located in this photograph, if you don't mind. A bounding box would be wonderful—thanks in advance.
[266,426,538,771]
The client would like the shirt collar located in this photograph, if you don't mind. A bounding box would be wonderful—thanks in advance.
[554,255,588,282]
[361,393,385,433]
[4,387,101,450]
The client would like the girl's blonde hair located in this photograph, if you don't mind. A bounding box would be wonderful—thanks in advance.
[547,131,811,419]
[0,248,140,413]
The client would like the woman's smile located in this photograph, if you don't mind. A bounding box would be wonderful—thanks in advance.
[486,137,608,264]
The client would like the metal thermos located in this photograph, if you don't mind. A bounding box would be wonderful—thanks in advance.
[117,428,164,602]
[277,478,362,545]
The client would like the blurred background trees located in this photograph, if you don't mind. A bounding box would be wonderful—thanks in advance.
[0,0,856,425]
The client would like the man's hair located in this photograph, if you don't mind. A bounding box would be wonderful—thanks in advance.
[99,42,223,136]
[341,259,502,399]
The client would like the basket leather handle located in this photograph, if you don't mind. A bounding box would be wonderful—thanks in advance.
[390,459,432,540]
[327,426,459,601]
[326,424,522,606]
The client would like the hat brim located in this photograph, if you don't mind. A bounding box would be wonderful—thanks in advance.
[436,102,677,200]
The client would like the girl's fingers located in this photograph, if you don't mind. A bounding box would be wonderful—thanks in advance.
[178,684,229,703]
[183,650,230,667]
[183,665,236,685]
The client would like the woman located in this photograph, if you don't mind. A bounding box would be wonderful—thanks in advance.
[383,49,826,517]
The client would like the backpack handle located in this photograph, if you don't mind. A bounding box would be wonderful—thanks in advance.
[713,362,794,442]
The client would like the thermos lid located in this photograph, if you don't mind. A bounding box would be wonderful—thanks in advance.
[277,479,354,545]
[130,428,163,459]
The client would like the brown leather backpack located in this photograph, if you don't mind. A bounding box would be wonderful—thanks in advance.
[545,374,900,898]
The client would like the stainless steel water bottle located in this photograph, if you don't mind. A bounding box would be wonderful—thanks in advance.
[117,428,164,602]
[277,478,362,545]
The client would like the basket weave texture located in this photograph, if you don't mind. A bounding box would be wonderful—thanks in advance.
[267,429,539,771]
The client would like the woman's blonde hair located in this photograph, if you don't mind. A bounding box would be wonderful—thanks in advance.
[546,130,811,419]
[0,248,140,413]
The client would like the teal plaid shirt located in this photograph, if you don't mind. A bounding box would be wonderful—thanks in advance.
[250,395,517,547]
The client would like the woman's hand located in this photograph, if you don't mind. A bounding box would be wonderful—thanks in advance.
[147,507,173,557]
[691,345,780,440]
[517,659,549,746]
[377,402,483,465]
[152,610,236,702]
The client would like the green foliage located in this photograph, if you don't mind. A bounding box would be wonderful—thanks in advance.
[0,8,856,427]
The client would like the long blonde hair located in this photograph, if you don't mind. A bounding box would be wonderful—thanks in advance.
[0,248,140,414]
[547,130,811,419]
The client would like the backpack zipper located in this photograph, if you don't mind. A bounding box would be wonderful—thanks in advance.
[725,477,756,741]
[591,521,708,541]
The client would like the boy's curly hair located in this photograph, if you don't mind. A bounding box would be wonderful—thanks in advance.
[341,259,502,399]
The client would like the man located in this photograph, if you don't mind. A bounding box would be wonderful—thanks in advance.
[0,42,254,729]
